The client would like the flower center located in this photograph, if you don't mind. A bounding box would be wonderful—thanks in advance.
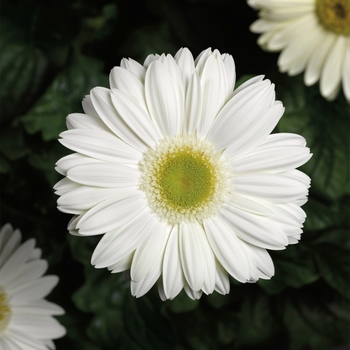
[0,287,11,335]
[316,0,350,36]
[139,135,231,225]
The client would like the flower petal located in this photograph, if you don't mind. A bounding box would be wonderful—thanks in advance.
[204,216,251,282]
[76,190,147,235]
[179,223,205,292]
[67,163,139,187]
[90,87,148,152]
[91,208,155,268]
[145,60,182,137]
[130,221,170,281]
[220,203,289,250]
[233,172,309,203]
[59,129,142,164]
[110,88,161,147]
[162,225,184,299]
[208,79,275,151]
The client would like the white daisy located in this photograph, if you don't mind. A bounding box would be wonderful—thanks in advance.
[248,0,350,101]
[0,223,66,349]
[54,48,312,300]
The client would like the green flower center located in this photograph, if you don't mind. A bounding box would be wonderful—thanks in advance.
[157,150,215,210]
[139,135,230,224]
[0,287,11,335]
[316,0,350,36]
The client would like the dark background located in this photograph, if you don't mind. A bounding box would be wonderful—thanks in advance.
[1,0,349,349]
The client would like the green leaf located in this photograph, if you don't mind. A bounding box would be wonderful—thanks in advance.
[19,55,108,141]
[283,293,349,350]
[123,296,177,350]
[312,228,350,298]
[278,76,350,201]
[0,125,30,160]
[167,290,200,313]
[303,198,334,232]
[236,294,280,346]
[0,155,11,173]
[259,245,319,293]
[0,43,49,121]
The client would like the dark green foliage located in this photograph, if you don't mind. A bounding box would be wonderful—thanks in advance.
[1,0,349,349]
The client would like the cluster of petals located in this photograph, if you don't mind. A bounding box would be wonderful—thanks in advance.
[248,0,350,101]
[55,47,311,300]
[0,224,66,349]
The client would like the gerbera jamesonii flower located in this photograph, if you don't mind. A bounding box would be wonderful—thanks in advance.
[248,0,350,101]
[54,47,312,300]
[0,223,66,349]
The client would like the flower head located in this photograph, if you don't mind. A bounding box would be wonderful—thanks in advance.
[55,48,311,300]
[0,223,65,349]
[248,0,350,101]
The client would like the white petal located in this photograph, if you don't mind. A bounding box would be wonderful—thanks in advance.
[197,53,229,137]
[10,275,58,304]
[108,253,133,273]
[0,238,35,284]
[131,253,162,298]
[194,48,212,75]
[55,153,102,176]
[220,203,289,250]
[222,53,236,92]
[227,194,273,216]
[5,260,48,292]
[179,223,205,292]
[67,163,139,187]
[196,224,216,295]
[214,259,230,295]
[0,335,23,350]
[174,47,196,89]
[204,217,251,282]
[184,283,202,300]
[259,133,306,148]
[4,329,47,350]
[54,177,81,197]
[0,228,21,267]
[320,35,345,100]
[143,53,160,68]
[145,61,182,137]
[120,58,146,82]
[66,113,110,131]
[109,67,147,110]
[208,79,275,151]
[90,87,148,152]
[304,32,335,86]
[223,101,284,159]
[184,71,202,134]
[110,88,161,147]
[233,173,309,203]
[76,190,147,235]
[59,129,142,164]
[342,39,350,101]
[162,225,184,299]
[130,221,170,281]
[91,208,156,267]
[231,145,311,174]
[58,186,126,211]
[13,299,64,316]
[10,315,66,339]
[82,95,100,119]
[241,241,275,279]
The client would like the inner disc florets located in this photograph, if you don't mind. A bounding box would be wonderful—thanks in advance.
[316,0,350,36]
[0,287,11,335]
[139,135,231,225]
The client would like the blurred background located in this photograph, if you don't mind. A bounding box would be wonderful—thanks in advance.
[1,0,349,349]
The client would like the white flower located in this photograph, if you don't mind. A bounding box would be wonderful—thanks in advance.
[0,223,66,349]
[55,48,312,300]
[248,0,350,101]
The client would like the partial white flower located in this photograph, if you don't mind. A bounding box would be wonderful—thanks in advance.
[55,47,312,300]
[248,0,350,101]
[0,223,66,349]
